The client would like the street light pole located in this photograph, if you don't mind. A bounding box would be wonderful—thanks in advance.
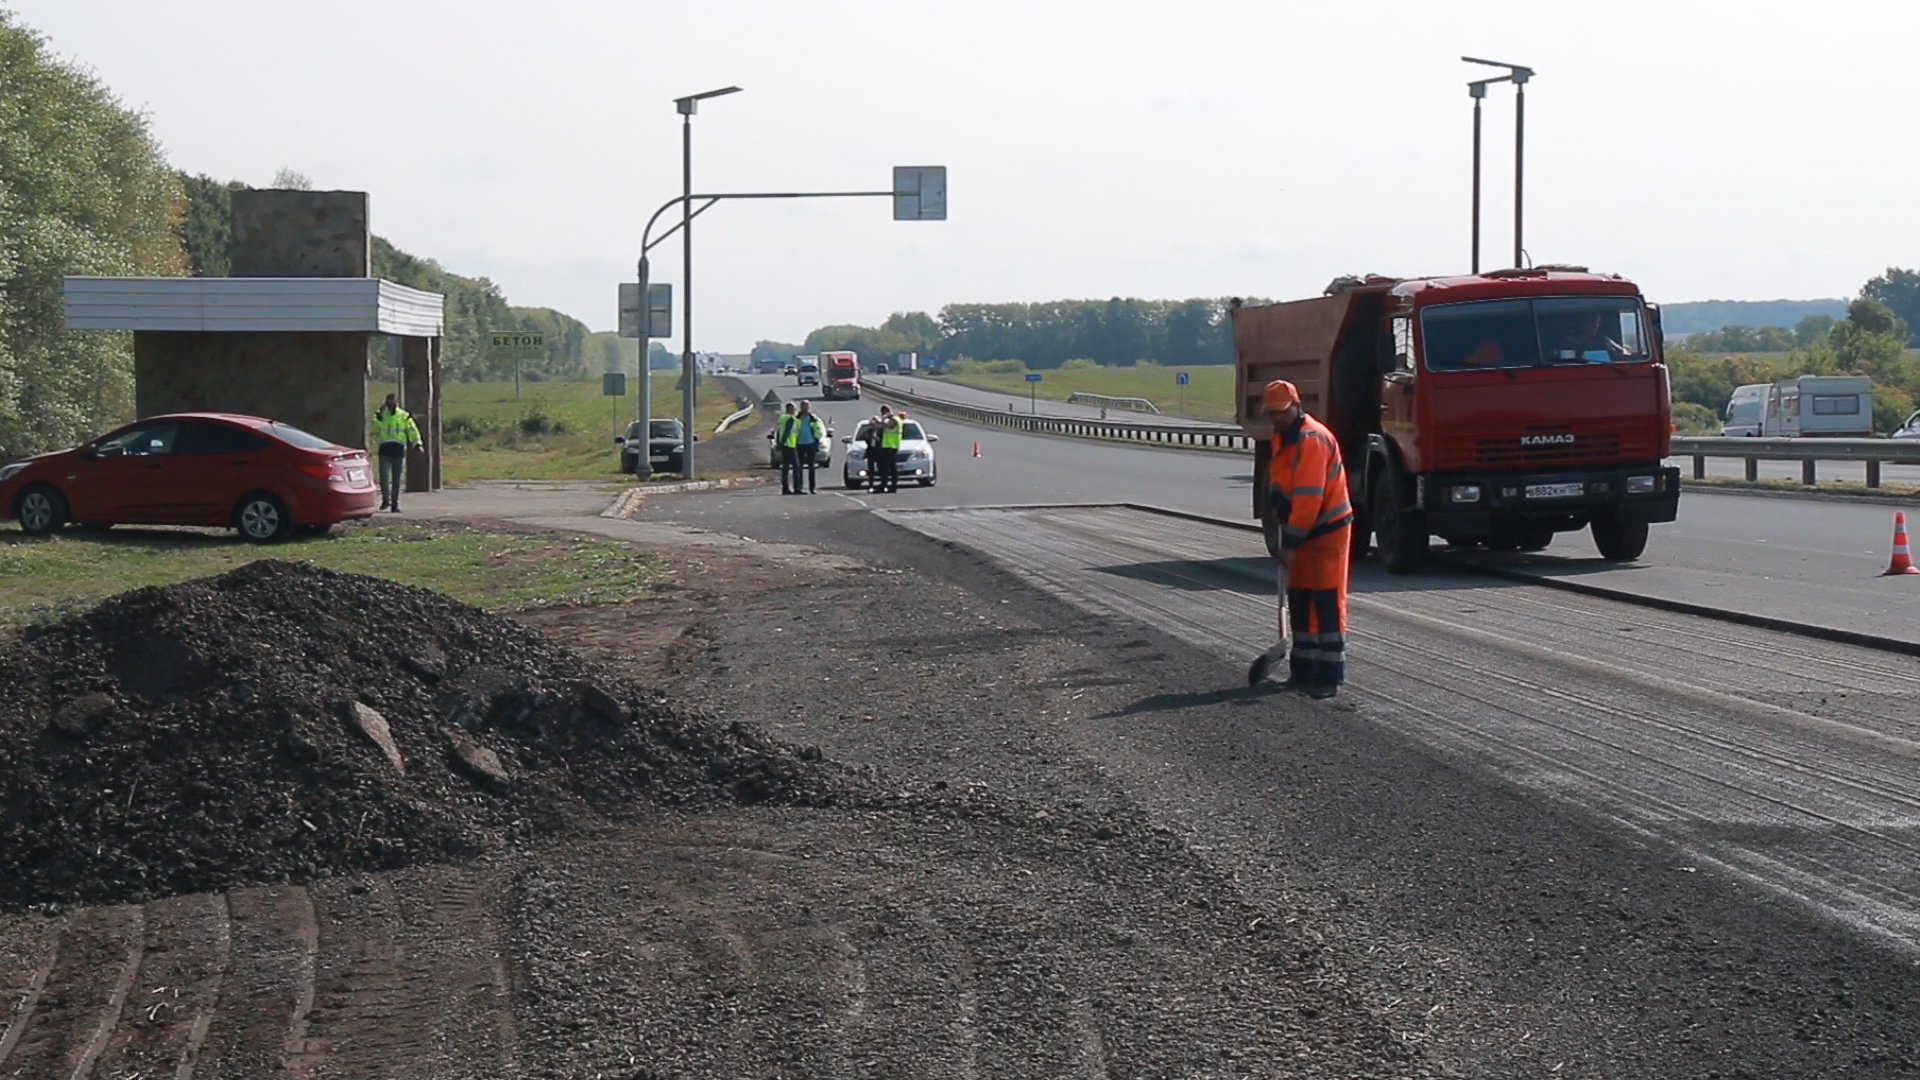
[1469,80,1487,274]
[1462,57,1533,271]
[1512,70,1529,269]
[672,85,741,481]
[633,253,652,479]
[680,110,695,478]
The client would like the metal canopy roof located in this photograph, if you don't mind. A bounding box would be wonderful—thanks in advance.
[62,276,445,336]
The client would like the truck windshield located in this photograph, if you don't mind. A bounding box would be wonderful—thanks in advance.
[1421,296,1649,371]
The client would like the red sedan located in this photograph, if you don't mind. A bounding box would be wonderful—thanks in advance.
[0,413,380,542]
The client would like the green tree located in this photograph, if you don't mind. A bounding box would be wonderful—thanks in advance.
[1794,314,1835,348]
[1828,297,1908,383]
[270,167,314,190]
[1863,268,1920,346]
[0,12,186,456]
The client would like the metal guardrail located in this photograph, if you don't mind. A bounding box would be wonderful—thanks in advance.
[863,382,1253,452]
[1066,391,1162,415]
[1670,436,1920,487]
[714,399,756,434]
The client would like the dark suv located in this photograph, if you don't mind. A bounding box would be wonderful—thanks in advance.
[615,418,693,475]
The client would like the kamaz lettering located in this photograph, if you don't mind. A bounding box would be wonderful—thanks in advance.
[1520,433,1576,446]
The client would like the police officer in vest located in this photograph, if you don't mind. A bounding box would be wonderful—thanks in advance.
[783,401,826,494]
[371,392,423,512]
[872,405,903,493]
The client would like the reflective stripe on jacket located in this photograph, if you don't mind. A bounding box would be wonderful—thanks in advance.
[372,406,421,447]
[1268,413,1353,552]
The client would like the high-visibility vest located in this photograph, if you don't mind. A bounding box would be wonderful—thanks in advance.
[1268,413,1353,552]
[784,415,823,447]
[880,417,903,449]
[372,407,420,447]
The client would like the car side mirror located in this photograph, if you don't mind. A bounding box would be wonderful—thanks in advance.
[691,435,699,442]
[93,445,122,459]
[928,434,940,442]
[613,437,625,445]
[841,436,852,445]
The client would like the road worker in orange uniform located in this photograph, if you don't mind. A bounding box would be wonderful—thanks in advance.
[1252,379,1353,699]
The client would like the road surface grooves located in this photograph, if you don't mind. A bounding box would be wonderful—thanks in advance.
[884,505,1920,956]
[504,808,1421,1079]
[4,796,1418,1079]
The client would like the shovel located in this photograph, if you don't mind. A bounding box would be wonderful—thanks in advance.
[1245,559,1291,687]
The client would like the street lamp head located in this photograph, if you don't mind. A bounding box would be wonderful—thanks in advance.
[675,85,744,115]
[1463,56,1534,82]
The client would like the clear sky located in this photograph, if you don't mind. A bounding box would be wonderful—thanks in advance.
[12,0,1913,351]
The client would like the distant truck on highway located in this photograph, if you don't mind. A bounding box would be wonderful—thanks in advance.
[1230,267,1680,572]
[820,350,862,400]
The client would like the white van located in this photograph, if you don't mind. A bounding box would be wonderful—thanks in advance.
[1761,375,1874,438]
[1722,383,1768,436]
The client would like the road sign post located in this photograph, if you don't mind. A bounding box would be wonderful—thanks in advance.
[631,163,950,479]
[1026,372,1042,414]
[620,278,674,479]
[1177,370,1190,414]
[486,331,546,401]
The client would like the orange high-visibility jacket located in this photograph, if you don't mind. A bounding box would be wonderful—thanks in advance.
[1267,414,1354,553]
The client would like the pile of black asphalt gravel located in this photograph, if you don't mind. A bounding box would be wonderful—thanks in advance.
[0,560,854,911]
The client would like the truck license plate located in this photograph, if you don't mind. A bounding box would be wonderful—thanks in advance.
[1525,482,1584,499]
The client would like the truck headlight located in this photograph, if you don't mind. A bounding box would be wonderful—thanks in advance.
[1627,475,1657,494]
[1448,484,1482,504]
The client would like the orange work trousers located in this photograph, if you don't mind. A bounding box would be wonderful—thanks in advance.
[1286,524,1351,686]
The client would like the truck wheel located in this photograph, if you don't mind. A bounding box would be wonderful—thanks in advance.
[1370,482,1428,574]
[1591,511,1648,562]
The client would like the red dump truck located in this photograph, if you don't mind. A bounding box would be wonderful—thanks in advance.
[1230,266,1680,572]
[819,351,862,400]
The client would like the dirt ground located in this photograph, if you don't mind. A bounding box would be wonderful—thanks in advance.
[0,521,1434,1080]
[7,491,1915,1080]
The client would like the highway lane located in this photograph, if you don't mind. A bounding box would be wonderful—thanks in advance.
[884,505,1920,956]
[854,375,1920,488]
[741,377,1920,646]
[862,375,1920,488]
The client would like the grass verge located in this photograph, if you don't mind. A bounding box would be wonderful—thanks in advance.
[0,520,655,639]
[927,364,1236,421]
[429,376,747,483]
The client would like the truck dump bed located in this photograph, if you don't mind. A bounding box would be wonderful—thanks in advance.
[1231,283,1390,441]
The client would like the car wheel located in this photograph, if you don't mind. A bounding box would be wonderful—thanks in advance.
[16,484,68,536]
[667,455,684,474]
[235,492,292,543]
[918,478,933,487]
[620,453,637,474]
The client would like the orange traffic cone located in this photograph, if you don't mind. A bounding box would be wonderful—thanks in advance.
[972,441,981,458]
[1884,511,1919,575]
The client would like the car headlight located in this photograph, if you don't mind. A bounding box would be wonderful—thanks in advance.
[0,462,26,483]
[1626,474,1658,494]
[1448,484,1481,504]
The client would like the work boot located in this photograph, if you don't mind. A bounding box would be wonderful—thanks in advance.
[1307,684,1338,700]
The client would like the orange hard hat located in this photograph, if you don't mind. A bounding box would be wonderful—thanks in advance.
[1263,380,1300,412]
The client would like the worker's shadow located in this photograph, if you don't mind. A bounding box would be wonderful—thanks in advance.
[1095,681,1289,719]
